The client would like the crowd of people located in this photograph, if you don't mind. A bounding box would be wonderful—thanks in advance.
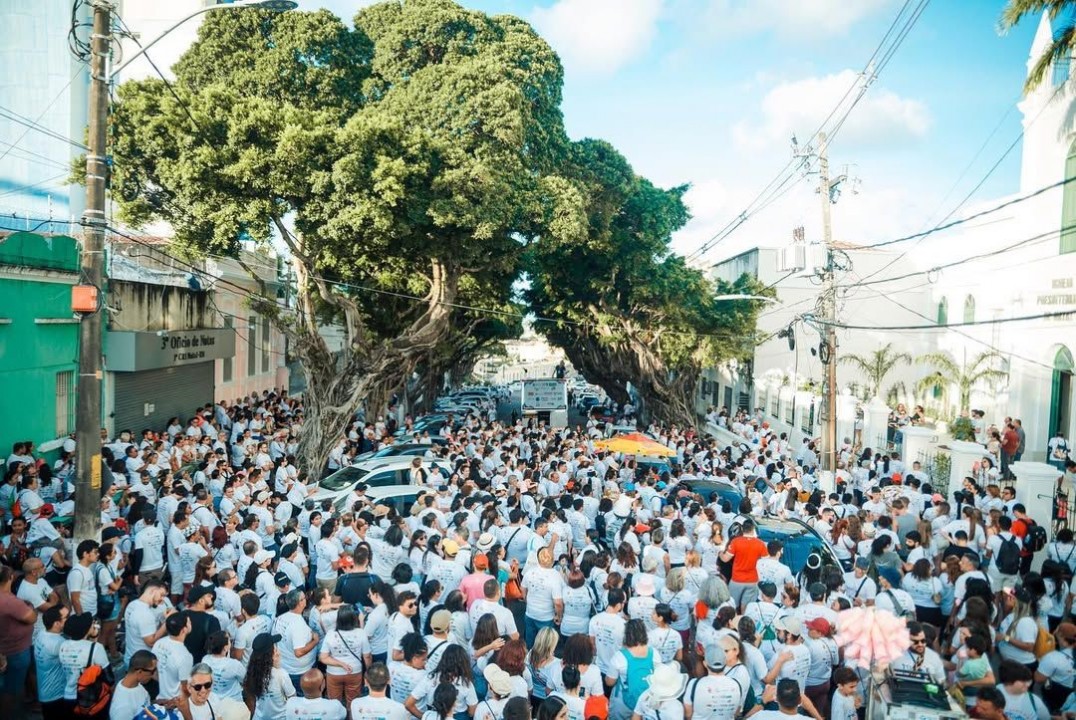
[2,391,1076,720]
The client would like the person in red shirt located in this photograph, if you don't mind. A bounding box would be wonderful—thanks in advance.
[1001,423,1020,479]
[720,519,769,611]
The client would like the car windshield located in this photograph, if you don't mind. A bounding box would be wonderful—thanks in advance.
[319,466,369,491]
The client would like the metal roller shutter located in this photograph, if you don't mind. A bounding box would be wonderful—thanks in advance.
[113,363,214,434]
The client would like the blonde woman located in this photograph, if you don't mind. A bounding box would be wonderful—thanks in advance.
[655,568,695,646]
[527,626,560,705]
[683,550,709,595]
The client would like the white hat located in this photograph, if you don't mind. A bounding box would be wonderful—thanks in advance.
[646,663,688,701]
[253,549,274,565]
[635,575,656,596]
[862,523,877,537]
[483,663,514,697]
[476,532,496,553]
[612,495,633,516]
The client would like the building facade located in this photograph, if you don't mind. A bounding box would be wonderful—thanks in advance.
[0,232,80,453]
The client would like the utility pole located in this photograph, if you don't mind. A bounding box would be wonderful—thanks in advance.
[817,133,839,476]
[74,0,112,543]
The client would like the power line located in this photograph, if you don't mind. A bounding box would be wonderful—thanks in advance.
[686,0,928,263]
[0,105,88,150]
[853,81,1066,287]
[816,308,1076,332]
[842,221,1069,290]
[0,65,88,167]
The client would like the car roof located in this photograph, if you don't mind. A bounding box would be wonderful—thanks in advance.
[366,484,428,500]
[352,456,442,471]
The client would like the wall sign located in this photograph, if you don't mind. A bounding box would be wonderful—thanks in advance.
[106,328,236,372]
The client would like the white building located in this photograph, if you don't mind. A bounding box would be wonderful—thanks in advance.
[476,327,568,384]
[904,13,1076,461]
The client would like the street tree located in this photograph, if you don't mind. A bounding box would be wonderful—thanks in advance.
[839,343,912,400]
[526,139,768,426]
[916,350,1009,414]
[107,1,563,473]
[1000,0,1076,91]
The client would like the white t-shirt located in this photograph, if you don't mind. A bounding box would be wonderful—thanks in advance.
[110,681,151,720]
[275,611,317,675]
[997,687,1050,720]
[135,526,165,571]
[322,628,372,675]
[203,654,246,701]
[59,639,109,700]
[522,566,564,621]
[285,696,347,720]
[122,599,161,664]
[154,636,194,700]
[351,695,410,720]
[316,539,341,581]
[589,611,626,675]
[410,676,478,715]
[254,668,297,720]
[234,615,272,665]
[387,662,426,706]
[998,614,1040,665]
[67,563,98,615]
[1036,648,1075,688]
[684,674,740,720]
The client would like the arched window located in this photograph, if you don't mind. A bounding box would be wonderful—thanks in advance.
[963,295,976,324]
[1063,139,1076,253]
[937,298,948,325]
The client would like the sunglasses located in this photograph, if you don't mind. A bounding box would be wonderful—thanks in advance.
[910,637,926,645]
[191,681,213,691]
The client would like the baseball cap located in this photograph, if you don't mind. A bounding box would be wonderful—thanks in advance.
[39,503,55,518]
[854,556,871,569]
[473,553,489,571]
[775,615,803,636]
[441,539,460,557]
[483,663,514,698]
[188,584,216,604]
[430,609,452,633]
[805,617,833,635]
[253,550,274,565]
[274,571,291,588]
[758,581,777,599]
[703,643,727,670]
[251,632,282,653]
[584,694,609,720]
[338,554,355,570]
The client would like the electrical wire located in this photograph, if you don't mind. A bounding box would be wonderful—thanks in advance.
[0,106,88,150]
[686,0,928,262]
[0,65,88,167]
[814,308,1076,332]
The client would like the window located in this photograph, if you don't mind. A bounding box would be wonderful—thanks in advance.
[1063,139,1076,254]
[55,370,74,436]
[247,315,257,377]
[784,398,794,425]
[937,298,948,325]
[770,392,779,417]
[963,295,976,324]
[801,402,814,434]
[261,317,270,373]
[222,317,234,383]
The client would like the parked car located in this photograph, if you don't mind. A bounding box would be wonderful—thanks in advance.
[753,516,843,576]
[353,443,433,463]
[589,405,616,423]
[313,457,451,504]
[335,483,425,515]
[676,478,744,508]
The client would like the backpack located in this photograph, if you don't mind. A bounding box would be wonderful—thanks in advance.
[755,602,778,642]
[1025,520,1048,553]
[74,641,114,716]
[996,535,1022,575]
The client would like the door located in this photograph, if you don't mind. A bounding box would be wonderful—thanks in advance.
[1050,347,1075,442]
[112,363,214,434]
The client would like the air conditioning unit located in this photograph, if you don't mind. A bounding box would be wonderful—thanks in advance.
[779,244,806,273]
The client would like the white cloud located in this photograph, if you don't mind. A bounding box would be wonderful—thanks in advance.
[701,0,896,38]
[732,70,931,152]
[531,0,664,76]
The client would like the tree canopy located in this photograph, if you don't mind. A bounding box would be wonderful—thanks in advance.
[106,0,765,467]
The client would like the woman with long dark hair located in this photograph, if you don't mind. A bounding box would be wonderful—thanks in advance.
[406,645,477,720]
[902,558,944,627]
[367,580,397,664]
[243,634,295,719]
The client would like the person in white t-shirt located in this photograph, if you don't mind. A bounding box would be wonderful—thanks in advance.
[284,668,346,720]
[110,650,156,720]
[521,547,564,646]
[351,663,409,720]
[274,590,320,685]
[248,633,298,720]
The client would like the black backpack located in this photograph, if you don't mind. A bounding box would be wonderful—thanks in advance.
[996,535,1021,575]
[1026,520,1048,553]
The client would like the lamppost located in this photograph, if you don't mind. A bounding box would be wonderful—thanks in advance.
[73,0,296,543]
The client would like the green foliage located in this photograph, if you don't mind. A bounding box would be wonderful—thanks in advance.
[999,0,1076,92]
[950,416,976,442]
[839,343,912,399]
[916,351,1008,413]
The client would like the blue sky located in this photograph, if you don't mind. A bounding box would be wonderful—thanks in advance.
[302,0,1042,258]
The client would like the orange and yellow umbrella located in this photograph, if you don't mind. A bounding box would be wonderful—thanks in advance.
[594,432,676,457]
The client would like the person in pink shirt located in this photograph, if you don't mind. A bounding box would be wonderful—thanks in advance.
[459,553,492,609]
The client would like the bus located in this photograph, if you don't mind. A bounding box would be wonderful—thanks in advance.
[521,378,568,428]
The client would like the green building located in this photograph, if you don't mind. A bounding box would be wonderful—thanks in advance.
[0,231,81,457]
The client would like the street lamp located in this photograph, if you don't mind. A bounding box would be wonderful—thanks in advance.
[73,0,296,544]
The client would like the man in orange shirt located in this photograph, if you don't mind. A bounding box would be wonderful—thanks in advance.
[721,519,769,611]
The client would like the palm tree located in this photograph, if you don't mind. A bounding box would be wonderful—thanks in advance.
[839,343,912,400]
[916,351,1009,413]
[1001,0,1075,92]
